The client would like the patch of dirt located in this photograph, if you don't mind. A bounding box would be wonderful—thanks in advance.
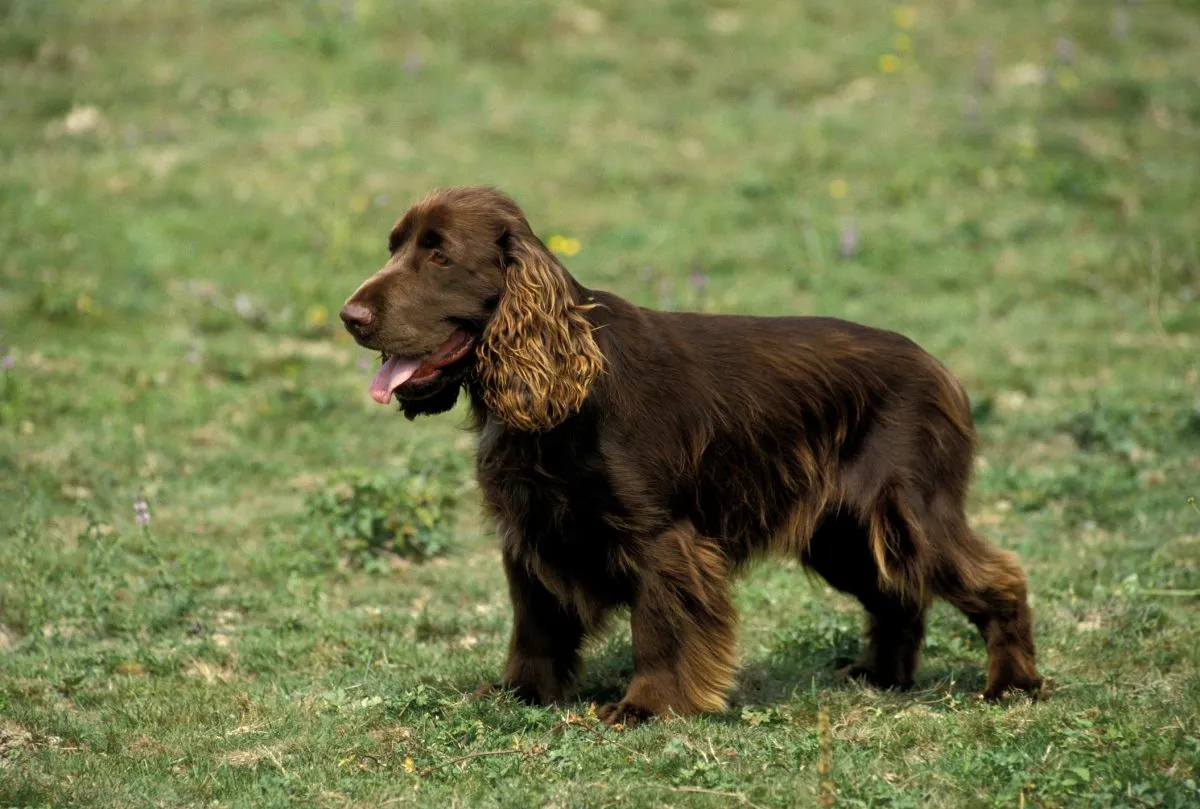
[183,659,238,684]
[0,721,64,768]
[264,337,352,365]
[46,515,90,544]
[224,745,285,768]
[128,735,170,756]
[0,721,33,766]
[369,725,414,744]
[41,620,85,641]
[190,421,235,447]
[0,623,18,651]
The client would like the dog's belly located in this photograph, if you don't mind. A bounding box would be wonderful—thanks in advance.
[677,424,847,561]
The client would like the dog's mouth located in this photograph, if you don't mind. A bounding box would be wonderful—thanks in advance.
[367,329,476,405]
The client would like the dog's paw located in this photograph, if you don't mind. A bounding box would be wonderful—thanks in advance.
[472,679,551,705]
[837,663,913,691]
[471,681,500,700]
[981,674,1044,703]
[597,700,657,728]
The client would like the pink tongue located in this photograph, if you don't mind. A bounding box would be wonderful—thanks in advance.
[368,355,424,404]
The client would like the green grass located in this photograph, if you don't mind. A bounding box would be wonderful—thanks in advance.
[2,0,1199,806]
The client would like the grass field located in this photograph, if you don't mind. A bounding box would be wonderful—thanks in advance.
[2,0,1200,806]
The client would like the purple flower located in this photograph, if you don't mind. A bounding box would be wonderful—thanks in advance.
[234,293,254,319]
[688,270,709,294]
[1054,36,1074,64]
[1,354,13,370]
[839,218,860,259]
[963,93,981,129]
[134,493,151,527]
[656,278,674,310]
[1111,9,1129,40]
[975,44,994,91]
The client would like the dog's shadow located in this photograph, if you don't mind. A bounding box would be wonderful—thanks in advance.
[451,630,991,722]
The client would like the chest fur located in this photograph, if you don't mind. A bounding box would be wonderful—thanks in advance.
[476,417,637,609]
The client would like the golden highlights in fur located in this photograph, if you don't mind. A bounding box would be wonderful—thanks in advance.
[477,233,604,432]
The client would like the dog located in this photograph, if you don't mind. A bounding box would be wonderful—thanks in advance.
[339,186,1043,725]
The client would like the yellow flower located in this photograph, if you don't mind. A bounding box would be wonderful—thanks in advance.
[353,0,376,21]
[1013,124,1038,157]
[402,756,415,774]
[828,178,848,200]
[306,304,328,328]
[547,234,582,257]
[894,33,913,53]
[878,54,900,74]
[892,6,916,29]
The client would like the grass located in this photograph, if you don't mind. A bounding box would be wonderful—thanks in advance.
[2,0,1199,806]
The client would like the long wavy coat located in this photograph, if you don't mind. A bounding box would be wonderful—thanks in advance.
[340,186,1043,724]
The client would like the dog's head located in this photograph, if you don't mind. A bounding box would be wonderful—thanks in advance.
[340,186,602,430]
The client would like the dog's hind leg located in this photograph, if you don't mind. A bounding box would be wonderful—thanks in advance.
[802,510,928,690]
[925,500,1042,700]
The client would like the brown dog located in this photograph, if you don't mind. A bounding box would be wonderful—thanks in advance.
[340,186,1042,725]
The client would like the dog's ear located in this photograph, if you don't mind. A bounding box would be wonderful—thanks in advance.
[476,227,603,431]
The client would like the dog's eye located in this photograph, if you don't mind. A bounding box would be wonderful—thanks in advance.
[429,250,450,267]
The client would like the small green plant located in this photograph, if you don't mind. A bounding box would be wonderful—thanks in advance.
[307,458,462,565]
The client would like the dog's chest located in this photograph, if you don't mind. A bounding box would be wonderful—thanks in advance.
[476,418,637,605]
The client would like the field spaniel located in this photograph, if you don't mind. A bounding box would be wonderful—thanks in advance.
[340,186,1043,725]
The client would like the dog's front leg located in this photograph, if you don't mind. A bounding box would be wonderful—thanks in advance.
[488,551,586,706]
[598,525,738,726]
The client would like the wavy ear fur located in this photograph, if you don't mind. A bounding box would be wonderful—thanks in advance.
[477,229,603,431]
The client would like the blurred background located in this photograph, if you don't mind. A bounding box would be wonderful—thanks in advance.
[2,1,1199,806]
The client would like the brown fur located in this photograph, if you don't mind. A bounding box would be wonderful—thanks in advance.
[340,186,1043,725]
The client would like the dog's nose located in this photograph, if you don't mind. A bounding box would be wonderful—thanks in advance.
[340,302,375,333]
